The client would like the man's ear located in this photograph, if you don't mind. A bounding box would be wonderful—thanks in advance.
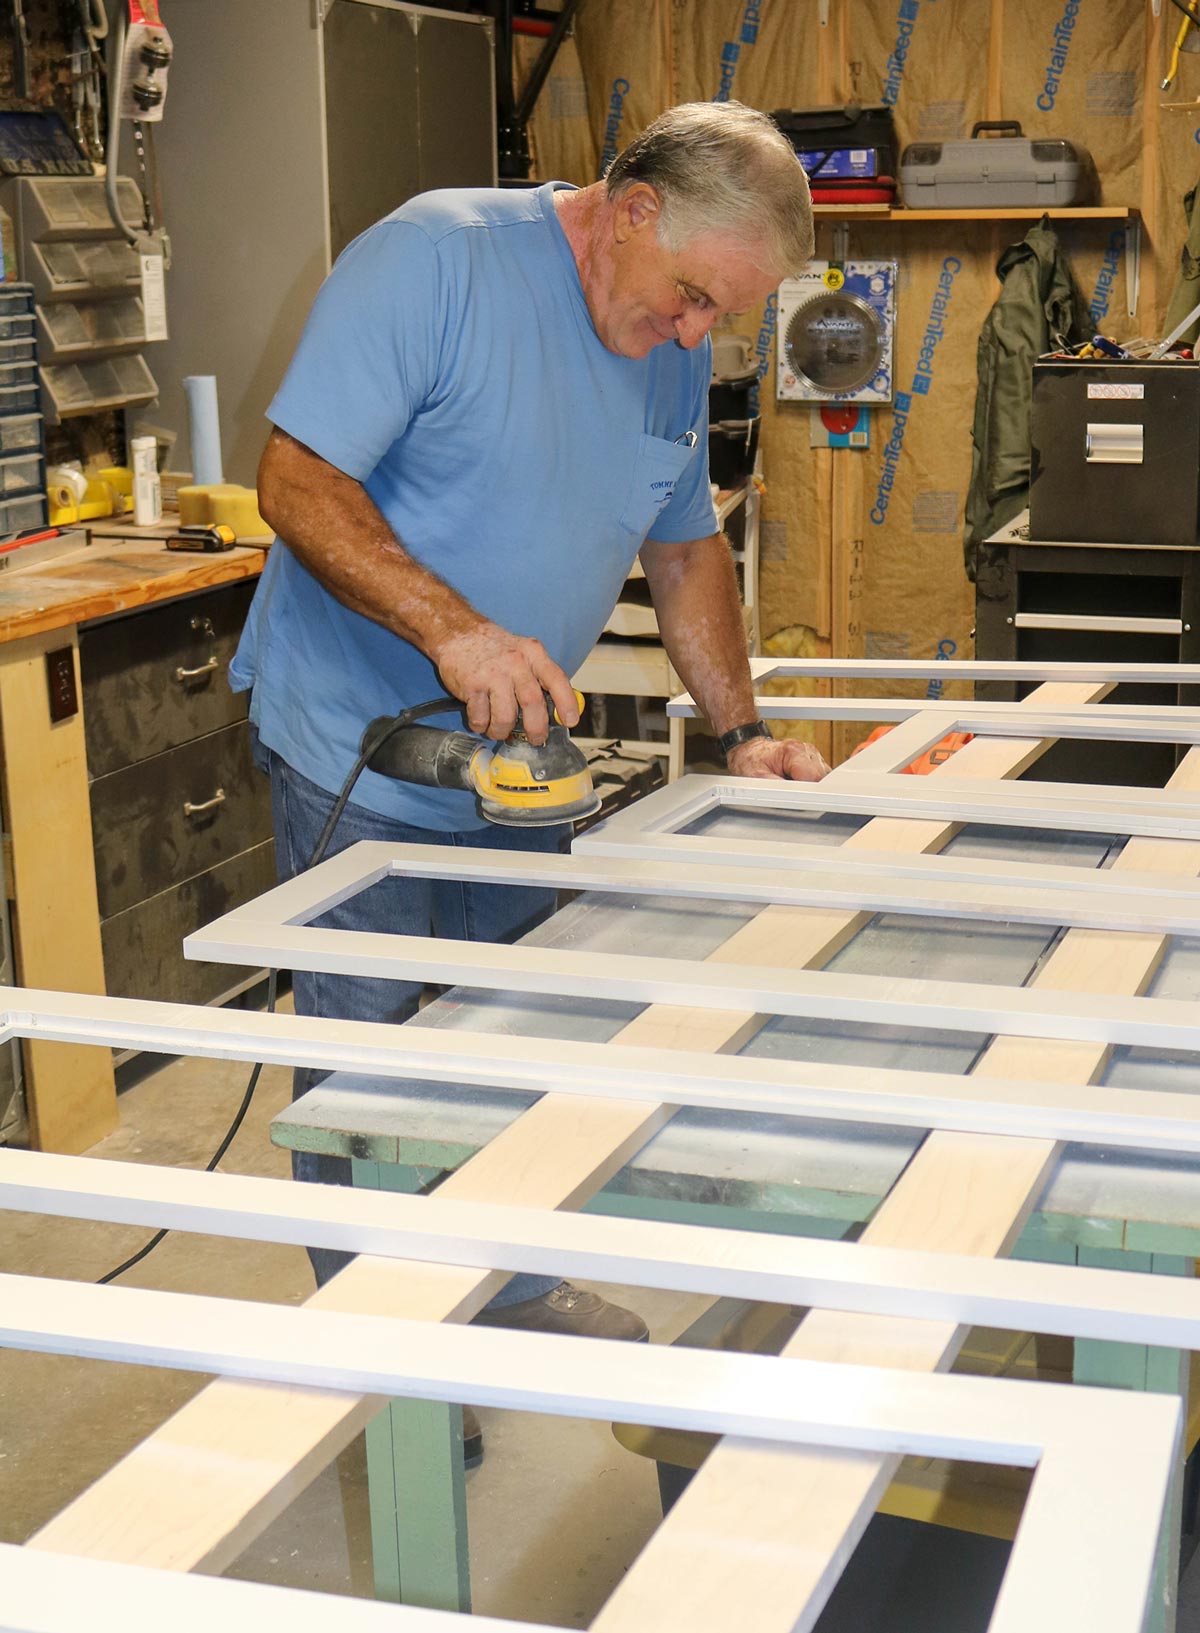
[613,182,661,244]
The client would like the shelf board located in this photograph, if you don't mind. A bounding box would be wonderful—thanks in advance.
[813,205,1138,222]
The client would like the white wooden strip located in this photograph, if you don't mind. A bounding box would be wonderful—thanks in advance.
[666,695,1200,729]
[182,917,1200,1053]
[190,837,1200,938]
[8,986,1200,1155]
[582,768,1200,842]
[1,1270,1179,1471]
[11,1147,1200,1350]
[754,656,1200,683]
[0,1543,525,1633]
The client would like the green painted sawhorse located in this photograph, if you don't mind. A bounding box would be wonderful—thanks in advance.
[349,1157,1194,1632]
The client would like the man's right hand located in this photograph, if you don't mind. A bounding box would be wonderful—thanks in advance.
[432,617,579,745]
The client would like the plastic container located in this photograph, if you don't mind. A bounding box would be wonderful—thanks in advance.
[0,284,34,317]
[0,313,35,342]
[0,412,43,455]
[0,492,47,539]
[130,433,161,526]
[0,452,45,497]
[0,381,41,417]
[0,359,37,392]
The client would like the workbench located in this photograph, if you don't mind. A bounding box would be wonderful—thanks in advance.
[0,531,265,1153]
[274,806,1200,1626]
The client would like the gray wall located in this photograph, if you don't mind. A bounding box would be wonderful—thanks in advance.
[146,0,495,486]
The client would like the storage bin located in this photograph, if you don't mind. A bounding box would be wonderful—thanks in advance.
[0,284,34,317]
[0,451,43,496]
[0,358,37,391]
[0,411,43,455]
[0,491,47,538]
[0,313,34,342]
[0,381,41,416]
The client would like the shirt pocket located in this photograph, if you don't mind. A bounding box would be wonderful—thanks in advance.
[617,432,697,538]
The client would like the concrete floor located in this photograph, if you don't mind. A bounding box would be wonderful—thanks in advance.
[5,1024,1200,1628]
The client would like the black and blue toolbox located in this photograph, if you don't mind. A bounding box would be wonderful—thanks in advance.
[770,104,898,205]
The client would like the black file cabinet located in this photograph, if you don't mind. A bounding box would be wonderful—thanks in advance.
[975,520,1200,787]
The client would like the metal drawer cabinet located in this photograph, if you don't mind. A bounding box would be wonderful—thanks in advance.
[80,580,256,777]
[90,721,272,920]
[100,841,276,1005]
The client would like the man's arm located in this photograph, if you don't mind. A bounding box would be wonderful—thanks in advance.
[257,428,577,743]
[639,532,828,781]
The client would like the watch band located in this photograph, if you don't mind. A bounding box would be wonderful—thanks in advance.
[716,719,771,758]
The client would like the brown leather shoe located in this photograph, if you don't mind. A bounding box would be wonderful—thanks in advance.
[473,1281,649,1342]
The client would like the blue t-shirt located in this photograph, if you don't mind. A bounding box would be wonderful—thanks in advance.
[231,181,716,828]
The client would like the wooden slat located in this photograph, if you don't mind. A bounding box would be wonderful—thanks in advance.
[28,682,1106,1577]
[592,739,1200,1633]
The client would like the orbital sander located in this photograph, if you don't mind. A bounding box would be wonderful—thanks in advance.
[361,690,600,828]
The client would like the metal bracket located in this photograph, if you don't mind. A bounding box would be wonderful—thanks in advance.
[831,222,850,262]
[1125,215,1141,318]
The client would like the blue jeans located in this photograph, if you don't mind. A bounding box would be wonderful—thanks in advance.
[263,735,566,1303]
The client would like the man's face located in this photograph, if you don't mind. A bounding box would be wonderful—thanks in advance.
[594,184,780,360]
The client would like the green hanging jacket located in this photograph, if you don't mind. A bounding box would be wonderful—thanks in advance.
[963,221,1088,579]
[1163,179,1200,349]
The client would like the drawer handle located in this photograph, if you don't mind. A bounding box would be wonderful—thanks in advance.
[183,787,226,817]
[174,655,220,682]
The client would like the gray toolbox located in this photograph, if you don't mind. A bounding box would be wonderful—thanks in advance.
[900,121,1096,209]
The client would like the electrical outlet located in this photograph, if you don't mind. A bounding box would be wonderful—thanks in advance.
[45,646,78,723]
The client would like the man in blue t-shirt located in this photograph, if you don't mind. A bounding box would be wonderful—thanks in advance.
[234,103,822,1363]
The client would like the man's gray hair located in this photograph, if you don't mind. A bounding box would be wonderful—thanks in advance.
[605,101,813,278]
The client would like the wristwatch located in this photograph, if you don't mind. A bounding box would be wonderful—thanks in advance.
[716,719,771,759]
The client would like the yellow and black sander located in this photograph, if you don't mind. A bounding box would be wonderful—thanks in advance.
[361,690,600,828]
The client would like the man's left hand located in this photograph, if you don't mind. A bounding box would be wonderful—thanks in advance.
[726,735,830,782]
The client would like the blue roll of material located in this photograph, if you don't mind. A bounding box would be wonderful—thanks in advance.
[183,375,224,486]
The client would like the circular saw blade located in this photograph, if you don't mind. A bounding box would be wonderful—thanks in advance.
[783,288,886,396]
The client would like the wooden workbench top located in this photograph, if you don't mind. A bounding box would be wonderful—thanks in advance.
[0,535,266,645]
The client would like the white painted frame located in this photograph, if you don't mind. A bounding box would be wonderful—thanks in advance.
[0,1269,1182,1633]
[152,835,1200,938]
[664,696,1200,734]
[8,986,1200,1154]
[574,770,1200,846]
[12,1146,1200,1351]
[668,656,1200,717]
[184,870,1200,1052]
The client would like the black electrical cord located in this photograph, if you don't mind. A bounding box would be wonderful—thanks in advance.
[97,968,279,1284]
[96,695,461,1284]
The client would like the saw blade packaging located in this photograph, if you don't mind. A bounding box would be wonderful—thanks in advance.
[776,262,897,405]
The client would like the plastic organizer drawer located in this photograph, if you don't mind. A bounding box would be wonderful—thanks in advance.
[0,284,34,316]
[0,382,41,416]
[0,313,34,342]
[0,412,42,455]
[0,336,36,368]
[0,492,46,538]
[0,452,44,496]
[0,360,37,391]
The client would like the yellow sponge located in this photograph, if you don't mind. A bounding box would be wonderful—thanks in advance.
[178,483,269,538]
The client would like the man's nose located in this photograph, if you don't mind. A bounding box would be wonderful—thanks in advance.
[674,308,717,349]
